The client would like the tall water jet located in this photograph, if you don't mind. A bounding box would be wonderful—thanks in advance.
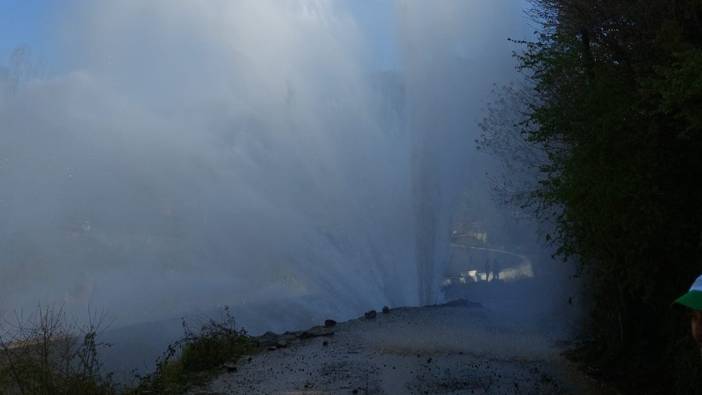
[0,0,528,331]
[396,1,529,304]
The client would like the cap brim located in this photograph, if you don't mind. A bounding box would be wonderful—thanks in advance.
[675,290,702,310]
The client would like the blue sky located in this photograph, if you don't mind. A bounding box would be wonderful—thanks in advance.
[0,1,531,73]
[0,1,398,72]
[0,0,59,64]
[347,1,398,70]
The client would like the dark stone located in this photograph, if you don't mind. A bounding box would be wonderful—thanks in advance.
[364,310,377,319]
[300,326,334,339]
[275,340,288,348]
[224,363,237,373]
[382,306,390,314]
[322,340,329,346]
[257,331,280,347]
[324,319,337,328]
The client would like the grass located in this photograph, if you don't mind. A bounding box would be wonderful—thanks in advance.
[0,306,256,395]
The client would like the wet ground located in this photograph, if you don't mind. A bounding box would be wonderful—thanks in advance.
[189,299,612,395]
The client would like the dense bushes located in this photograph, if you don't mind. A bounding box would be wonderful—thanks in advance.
[482,0,702,392]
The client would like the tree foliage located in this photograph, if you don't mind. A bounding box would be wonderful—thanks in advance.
[483,0,702,392]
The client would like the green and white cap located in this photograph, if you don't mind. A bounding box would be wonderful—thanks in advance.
[675,275,702,310]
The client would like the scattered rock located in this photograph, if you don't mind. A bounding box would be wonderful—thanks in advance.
[324,319,337,328]
[300,326,334,339]
[224,363,237,373]
[382,306,390,314]
[257,331,280,347]
[276,340,288,348]
[257,330,308,349]
[364,310,377,319]
[322,341,329,347]
[278,333,298,345]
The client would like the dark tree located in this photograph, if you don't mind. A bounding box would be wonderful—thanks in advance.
[482,1,702,392]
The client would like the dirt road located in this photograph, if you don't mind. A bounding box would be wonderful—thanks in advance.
[190,300,612,394]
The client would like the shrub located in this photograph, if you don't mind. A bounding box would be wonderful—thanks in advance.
[0,305,117,395]
[131,307,255,394]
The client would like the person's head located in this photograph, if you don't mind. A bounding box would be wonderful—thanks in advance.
[675,275,702,346]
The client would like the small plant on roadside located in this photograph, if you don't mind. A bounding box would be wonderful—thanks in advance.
[131,307,254,394]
